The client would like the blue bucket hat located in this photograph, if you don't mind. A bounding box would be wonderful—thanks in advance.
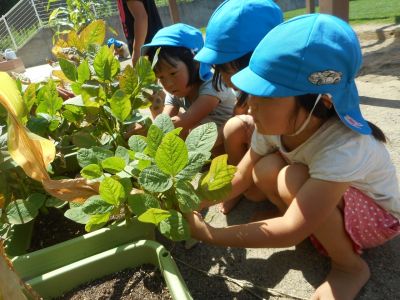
[232,14,371,135]
[141,23,212,81]
[195,0,283,65]
[107,38,123,48]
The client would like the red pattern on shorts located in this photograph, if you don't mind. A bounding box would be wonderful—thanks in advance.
[310,187,400,256]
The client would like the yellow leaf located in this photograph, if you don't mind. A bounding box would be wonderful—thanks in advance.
[67,30,83,51]
[79,20,106,50]
[52,69,72,83]
[0,194,4,209]
[43,178,99,203]
[0,72,55,182]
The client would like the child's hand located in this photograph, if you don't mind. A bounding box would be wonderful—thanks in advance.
[185,211,214,242]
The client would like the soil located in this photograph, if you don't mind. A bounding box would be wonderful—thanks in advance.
[55,264,171,300]
[28,207,86,252]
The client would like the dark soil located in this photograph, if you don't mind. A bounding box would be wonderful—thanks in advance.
[28,207,86,252]
[55,264,171,300]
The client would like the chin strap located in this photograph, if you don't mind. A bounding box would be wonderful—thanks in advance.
[288,94,322,136]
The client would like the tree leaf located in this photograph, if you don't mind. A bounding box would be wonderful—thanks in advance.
[138,208,170,225]
[159,210,190,241]
[82,195,114,215]
[185,122,218,153]
[155,132,188,176]
[138,165,173,193]
[99,177,125,206]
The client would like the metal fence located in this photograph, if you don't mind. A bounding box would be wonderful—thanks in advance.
[0,0,119,52]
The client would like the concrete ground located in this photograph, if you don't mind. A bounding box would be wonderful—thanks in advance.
[21,24,400,299]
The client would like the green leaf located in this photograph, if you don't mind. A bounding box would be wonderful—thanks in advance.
[64,207,91,224]
[77,148,98,167]
[185,122,218,153]
[138,208,170,225]
[92,147,114,162]
[127,193,160,216]
[135,56,156,86]
[101,157,126,174]
[82,195,115,215]
[201,154,236,190]
[115,146,130,163]
[155,132,188,176]
[36,80,63,116]
[23,83,37,115]
[85,213,110,232]
[99,177,126,206]
[175,151,208,181]
[109,89,131,122]
[175,181,201,213]
[72,131,98,148]
[144,124,164,157]
[93,45,119,81]
[119,64,138,96]
[80,163,103,179]
[45,197,67,208]
[138,166,173,193]
[58,58,78,81]
[5,194,46,224]
[77,59,91,83]
[153,114,174,134]
[128,135,147,152]
[159,210,190,241]
[79,19,106,49]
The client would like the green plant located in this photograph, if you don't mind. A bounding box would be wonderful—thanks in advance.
[65,114,236,241]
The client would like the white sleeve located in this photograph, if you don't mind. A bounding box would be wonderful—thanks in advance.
[250,130,276,156]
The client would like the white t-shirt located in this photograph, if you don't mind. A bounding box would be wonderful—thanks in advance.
[251,118,400,214]
[164,79,236,128]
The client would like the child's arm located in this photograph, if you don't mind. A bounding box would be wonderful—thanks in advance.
[189,178,349,248]
[199,149,262,209]
[162,104,180,117]
[170,95,220,130]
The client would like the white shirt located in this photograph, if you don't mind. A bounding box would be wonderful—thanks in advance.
[251,118,400,214]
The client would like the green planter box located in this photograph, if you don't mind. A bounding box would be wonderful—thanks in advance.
[12,218,154,279]
[3,221,35,257]
[26,240,192,300]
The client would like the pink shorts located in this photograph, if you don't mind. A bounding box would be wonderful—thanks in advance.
[310,187,400,255]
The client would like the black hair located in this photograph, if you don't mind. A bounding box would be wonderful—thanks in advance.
[295,94,386,143]
[145,46,201,86]
[212,52,252,107]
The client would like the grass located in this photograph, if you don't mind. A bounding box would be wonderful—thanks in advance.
[284,0,400,24]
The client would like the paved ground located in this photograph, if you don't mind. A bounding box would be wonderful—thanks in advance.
[22,24,400,300]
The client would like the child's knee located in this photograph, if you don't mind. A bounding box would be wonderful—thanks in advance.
[252,152,287,188]
[277,164,309,204]
[223,116,246,139]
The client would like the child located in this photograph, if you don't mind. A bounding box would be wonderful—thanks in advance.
[107,38,130,59]
[194,0,283,213]
[141,23,236,146]
[186,14,400,299]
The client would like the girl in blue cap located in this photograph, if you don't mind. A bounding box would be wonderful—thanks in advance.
[195,0,283,213]
[187,14,400,299]
[140,23,236,148]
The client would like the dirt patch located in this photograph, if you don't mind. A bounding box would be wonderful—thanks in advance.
[55,264,171,300]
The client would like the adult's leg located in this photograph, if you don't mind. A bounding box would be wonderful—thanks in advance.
[277,164,370,300]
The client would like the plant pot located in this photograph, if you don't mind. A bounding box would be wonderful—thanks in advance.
[12,218,155,279]
[25,240,192,300]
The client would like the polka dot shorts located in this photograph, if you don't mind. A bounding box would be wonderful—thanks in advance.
[311,187,400,255]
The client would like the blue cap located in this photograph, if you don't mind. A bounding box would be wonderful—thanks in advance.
[141,23,212,81]
[195,0,283,65]
[232,14,371,135]
[107,38,123,48]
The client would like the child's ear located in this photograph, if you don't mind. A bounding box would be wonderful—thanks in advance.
[321,94,333,109]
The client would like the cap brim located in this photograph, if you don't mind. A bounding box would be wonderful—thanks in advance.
[231,66,305,97]
[195,46,246,65]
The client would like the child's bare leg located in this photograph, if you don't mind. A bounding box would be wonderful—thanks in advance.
[220,116,254,213]
[252,152,288,214]
[278,164,370,300]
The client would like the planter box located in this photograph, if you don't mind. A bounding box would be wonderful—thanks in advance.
[3,221,35,257]
[12,218,154,279]
[0,58,25,73]
[26,240,192,300]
